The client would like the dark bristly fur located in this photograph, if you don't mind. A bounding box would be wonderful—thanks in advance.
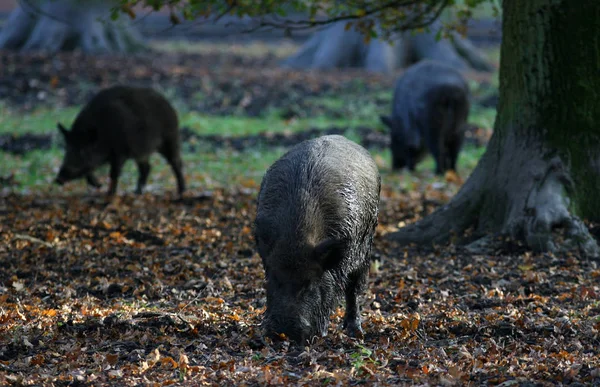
[254,135,381,344]
[380,60,471,175]
[55,85,186,197]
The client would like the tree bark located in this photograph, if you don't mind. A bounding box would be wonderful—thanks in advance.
[281,20,493,73]
[0,0,145,53]
[387,0,600,257]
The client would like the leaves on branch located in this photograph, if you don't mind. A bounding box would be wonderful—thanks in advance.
[109,0,495,39]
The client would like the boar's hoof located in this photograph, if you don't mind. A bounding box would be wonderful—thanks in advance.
[342,319,364,339]
[86,174,101,188]
[89,180,101,189]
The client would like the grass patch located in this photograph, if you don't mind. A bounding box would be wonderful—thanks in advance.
[0,144,288,194]
[304,93,389,121]
[375,143,486,191]
[469,106,496,129]
[0,105,80,135]
[180,110,377,137]
[0,130,485,195]
[0,149,61,189]
[150,39,300,59]
[0,71,494,194]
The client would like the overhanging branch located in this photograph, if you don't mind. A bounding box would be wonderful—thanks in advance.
[115,0,451,39]
[240,0,451,35]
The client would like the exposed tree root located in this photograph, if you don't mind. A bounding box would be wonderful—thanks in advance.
[282,20,492,73]
[385,163,484,246]
[0,0,146,53]
[0,5,36,49]
[449,32,494,72]
[387,135,600,257]
[505,157,599,257]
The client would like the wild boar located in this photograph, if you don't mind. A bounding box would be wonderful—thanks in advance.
[380,60,471,175]
[55,85,185,197]
[254,134,381,344]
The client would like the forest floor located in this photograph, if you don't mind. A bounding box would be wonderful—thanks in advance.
[2,41,600,386]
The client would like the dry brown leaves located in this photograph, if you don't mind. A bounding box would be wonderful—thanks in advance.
[1,183,599,386]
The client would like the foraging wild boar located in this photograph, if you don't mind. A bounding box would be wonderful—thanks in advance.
[254,135,381,344]
[55,85,186,197]
[380,60,470,175]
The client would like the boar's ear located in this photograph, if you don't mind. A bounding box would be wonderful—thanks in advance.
[254,216,276,255]
[379,115,393,130]
[313,238,345,271]
[57,122,69,138]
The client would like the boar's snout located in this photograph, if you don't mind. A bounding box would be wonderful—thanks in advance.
[56,164,85,184]
[263,313,314,344]
[55,167,71,185]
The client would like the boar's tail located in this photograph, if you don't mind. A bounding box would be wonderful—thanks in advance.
[438,86,467,136]
[440,97,455,138]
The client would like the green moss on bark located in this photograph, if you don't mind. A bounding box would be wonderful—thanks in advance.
[543,2,600,220]
[496,0,600,221]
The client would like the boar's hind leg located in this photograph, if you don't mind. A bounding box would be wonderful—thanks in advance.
[431,139,445,175]
[446,134,464,173]
[390,136,406,170]
[159,144,186,196]
[342,270,367,337]
[108,157,125,196]
[86,173,101,188]
[392,150,407,171]
[135,160,151,194]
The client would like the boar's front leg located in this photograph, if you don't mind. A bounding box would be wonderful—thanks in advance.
[430,136,445,175]
[86,173,101,188]
[107,157,125,197]
[390,136,407,171]
[446,133,463,174]
[342,270,368,338]
[135,160,151,194]
[169,156,186,197]
[159,143,186,197]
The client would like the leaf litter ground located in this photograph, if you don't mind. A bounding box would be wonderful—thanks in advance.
[1,47,599,385]
[2,188,600,385]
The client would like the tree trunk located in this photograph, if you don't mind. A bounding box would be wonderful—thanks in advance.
[0,0,145,53]
[281,20,493,73]
[279,21,400,72]
[387,0,600,257]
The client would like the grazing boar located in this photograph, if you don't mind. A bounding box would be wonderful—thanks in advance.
[55,85,186,197]
[380,60,471,175]
[254,134,381,344]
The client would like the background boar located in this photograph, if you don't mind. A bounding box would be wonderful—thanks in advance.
[55,85,186,197]
[380,60,471,175]
[254,134,381,344]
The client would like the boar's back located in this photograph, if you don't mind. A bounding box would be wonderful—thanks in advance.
[256,135,380,261]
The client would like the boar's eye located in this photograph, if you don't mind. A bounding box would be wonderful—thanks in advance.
[312,238,345,271]
[269,271,310,292]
